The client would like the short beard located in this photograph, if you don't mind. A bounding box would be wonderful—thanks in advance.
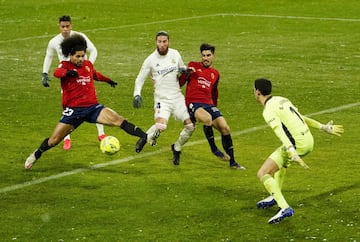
[157,47,168,56]
[202,61,211,68]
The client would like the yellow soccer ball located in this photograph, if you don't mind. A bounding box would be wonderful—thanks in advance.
[100,136,120,155]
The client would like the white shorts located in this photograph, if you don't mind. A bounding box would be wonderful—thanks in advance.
[153,95,190,122]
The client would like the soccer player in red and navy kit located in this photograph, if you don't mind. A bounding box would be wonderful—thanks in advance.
[179,43,245,170]
[42,15,106,150]
[25,34,148,169]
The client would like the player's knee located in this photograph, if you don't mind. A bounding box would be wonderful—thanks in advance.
[155,122,167,131]
[257,169,271,180]
[203,118,212,126]
[219,125,230,135]
[257,170,264,180]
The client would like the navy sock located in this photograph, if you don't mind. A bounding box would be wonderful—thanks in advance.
[203,125,218,152]
[120,120,147,138]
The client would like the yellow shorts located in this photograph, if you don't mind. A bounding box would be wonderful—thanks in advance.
[270,132,314,168]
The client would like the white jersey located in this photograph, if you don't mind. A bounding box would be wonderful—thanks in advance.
[133,48,186,100]
[42,30,97,74]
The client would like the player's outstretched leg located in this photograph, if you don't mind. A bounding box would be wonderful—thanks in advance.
[25,138,52,169]
[25,151,38,169]
[135,128,160,153]
[117,120,150,153]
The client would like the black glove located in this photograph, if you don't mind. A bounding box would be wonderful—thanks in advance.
[108,80,118,88]
[66,70,78,77]
[179,67,194,74]
[41,72,50,87]
[179,67,187,74]
[133,95,143,108]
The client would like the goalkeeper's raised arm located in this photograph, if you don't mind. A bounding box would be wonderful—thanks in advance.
[304,116,344,136]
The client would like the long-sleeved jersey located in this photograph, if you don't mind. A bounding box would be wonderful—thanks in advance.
[42,30,97,74]
[53,60,110,108]
[133,48,186,100]
[179,61,219,106]
[263,96,312,149]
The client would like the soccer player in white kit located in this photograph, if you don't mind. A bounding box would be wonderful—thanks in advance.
[41,15,106,150]
[133,31,195,165]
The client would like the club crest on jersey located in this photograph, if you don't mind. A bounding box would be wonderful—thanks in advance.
[85,66,90,72]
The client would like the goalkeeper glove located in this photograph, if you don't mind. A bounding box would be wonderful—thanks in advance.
[66,70,78,77]
[133,95,143,108]
[320,120,344,136]
[108,80,117,88]
[288,146,309,169]
[41,72,50,87]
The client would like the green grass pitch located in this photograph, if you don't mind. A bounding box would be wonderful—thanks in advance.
[0,0,359,241]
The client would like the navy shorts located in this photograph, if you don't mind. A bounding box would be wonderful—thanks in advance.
[60,104,104,129]
[188,102,222,123]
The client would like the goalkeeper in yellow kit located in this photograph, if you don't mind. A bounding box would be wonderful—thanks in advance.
[253,78,344,224]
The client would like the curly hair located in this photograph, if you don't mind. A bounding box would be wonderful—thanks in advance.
[60,34,87,57]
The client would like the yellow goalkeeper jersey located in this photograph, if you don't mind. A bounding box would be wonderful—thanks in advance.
[263,96,313,150]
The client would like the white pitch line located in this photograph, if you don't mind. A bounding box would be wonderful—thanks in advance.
[224,13,360,22]
[1,13,359,43]
[1,102,359,194]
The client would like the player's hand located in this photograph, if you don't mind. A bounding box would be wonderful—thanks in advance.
[288,146,309,169]
[187,67,195,73]
[66,70,78,77]
[133,95,143,108]
[320,120,344,136]
[179,67,195,74]
[179,67,186,74]
[41,72,50,87]
[108,80,117,88]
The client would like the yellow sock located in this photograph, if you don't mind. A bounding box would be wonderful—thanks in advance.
[261,174,289,209]
[274,167,286,190]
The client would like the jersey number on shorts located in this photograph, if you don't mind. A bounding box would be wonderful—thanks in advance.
[62,107,74,116]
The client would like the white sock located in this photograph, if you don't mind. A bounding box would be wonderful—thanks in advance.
[174,128,194,151]
[96,123,105,136]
